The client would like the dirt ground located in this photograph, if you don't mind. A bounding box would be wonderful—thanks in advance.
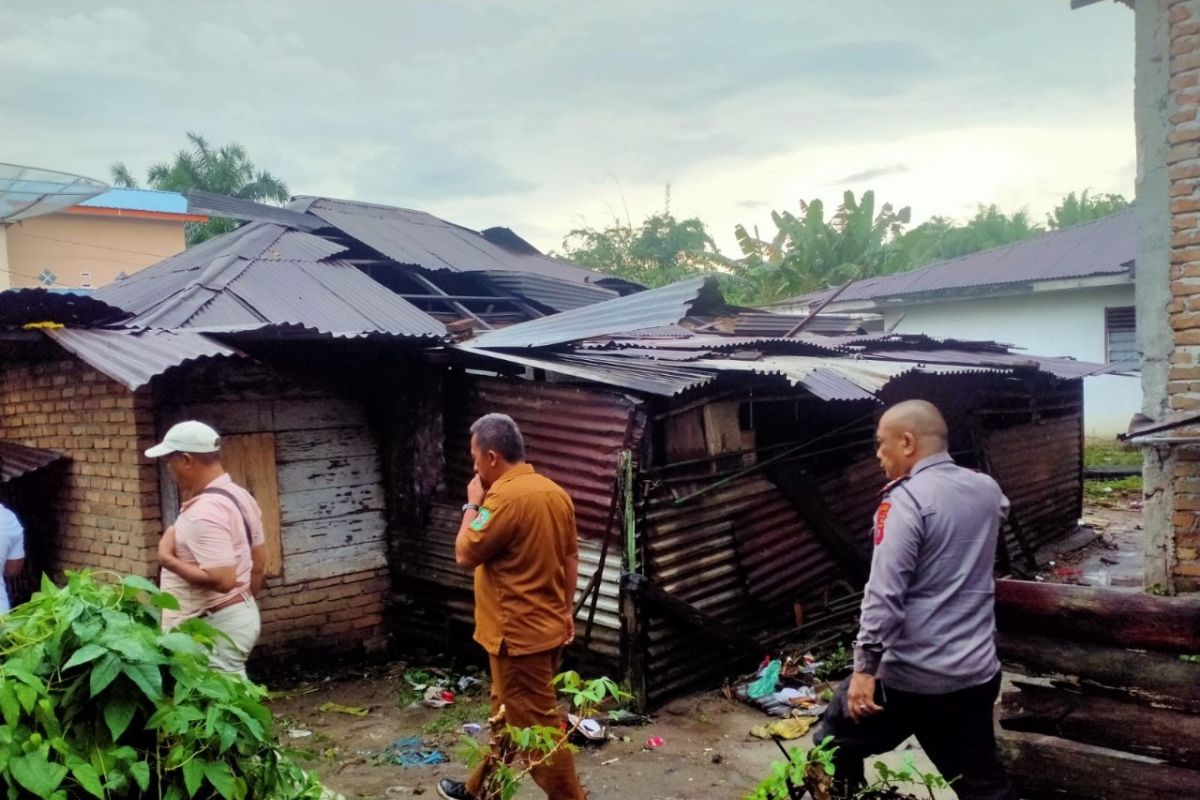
[267,664,949,800]
[265,499,1142,800]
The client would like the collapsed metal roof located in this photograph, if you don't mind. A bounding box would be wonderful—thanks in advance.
[792,209,1134,307]
[297,196,614,286]
[93,221,447,339]
[45,328,241,390]
[470,276,725,349]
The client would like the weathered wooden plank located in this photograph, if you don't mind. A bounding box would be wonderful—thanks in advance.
[276,455,382,493]
[996,578,1200,654]
[997,729,1200,800]
[282,510,387,556]
[220,432,283,577]
[284,542,387,584]
[272,397,366,432]
[1002,679,1200,769]
[997,632,1200,714]
[279,484,385,525]
[161,401,274,435]
[276,428,376,463]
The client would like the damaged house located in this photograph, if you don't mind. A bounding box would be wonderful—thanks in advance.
[0,196,1098,706]
[400,277,1096,707]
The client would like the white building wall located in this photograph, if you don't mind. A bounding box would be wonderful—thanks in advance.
[880,283,1140,438]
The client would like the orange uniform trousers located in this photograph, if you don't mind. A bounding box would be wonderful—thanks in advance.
[466,647,587,800]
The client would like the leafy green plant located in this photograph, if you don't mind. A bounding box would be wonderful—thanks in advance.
[863,754,954,799]
[745,736,837,800]
[0,570,323,799]
[459,672,627,800]
[814,642,854,682]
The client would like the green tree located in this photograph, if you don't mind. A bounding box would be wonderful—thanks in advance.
[728,190,910,304]
[890,204,1043,273]
[559,188,723,287]
[110,132,289,245]
[1047,189,1131,229]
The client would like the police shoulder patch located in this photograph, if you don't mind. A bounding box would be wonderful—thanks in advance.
[874,501,891,546]
[470,507,494,531]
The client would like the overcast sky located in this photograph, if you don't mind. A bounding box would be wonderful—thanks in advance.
[0,1,1134,254]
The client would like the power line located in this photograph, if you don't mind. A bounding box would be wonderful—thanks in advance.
[9,230,176,259]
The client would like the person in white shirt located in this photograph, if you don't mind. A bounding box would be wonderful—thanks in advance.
[0,502,26,614]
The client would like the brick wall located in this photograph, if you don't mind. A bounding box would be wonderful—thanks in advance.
[254,567,390,659]
[0,358,160,578]
[1168,0,1200,592]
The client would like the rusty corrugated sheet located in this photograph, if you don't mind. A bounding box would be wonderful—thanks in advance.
[444,378,643,541]
[45,328,241,390]
[640,474,849,703]
[734,311,865,336]
[0,441,64,483]
[470,277,724,349]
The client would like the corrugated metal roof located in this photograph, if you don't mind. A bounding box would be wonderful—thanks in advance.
[78,188,189,215]
[301,196,611,285]
[455,345,716,396]
[484,271,618,312]
[734,311,866,336]
[0,288,128,327]
[185,191,326,231]
[793,210,1134,306]
[44,328,241,390]
[859,348,1102,379]
[0,441,64,483]
[470,277,723,349]
[93,221,446,339]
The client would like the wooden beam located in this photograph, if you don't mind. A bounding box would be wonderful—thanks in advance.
[1002,679,1200,769]
[995,579,1200,653]
[997,632,1200,713]
[997,729,1200,800]
[783,280,852,337]
[623,573,765,654]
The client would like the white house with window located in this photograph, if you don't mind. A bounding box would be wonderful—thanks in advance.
[779,210,1138,437]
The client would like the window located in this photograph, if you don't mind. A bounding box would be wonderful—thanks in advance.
[79,271,93,289]
[1105,306,1137,368]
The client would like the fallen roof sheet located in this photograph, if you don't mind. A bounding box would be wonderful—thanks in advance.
[792,210,1134,306]
[185,191,326,231]
[93,221,446,339]
[0,288,128,328]
[1121,410,1200,440]
[45,328,241,390]
[484,271,619,312]
[733,311,866,336]
[456,345,715,396]
[299,196,611,285]
[470,277,724,349]
[0,441,64,483]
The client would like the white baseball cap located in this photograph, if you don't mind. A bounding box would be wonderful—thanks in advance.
[145,421,221,458]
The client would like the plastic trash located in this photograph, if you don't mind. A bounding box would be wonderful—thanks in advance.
[747,660,782,699]
[644,735,665,750]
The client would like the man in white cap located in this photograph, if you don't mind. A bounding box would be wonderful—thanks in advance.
[146,421,266,676]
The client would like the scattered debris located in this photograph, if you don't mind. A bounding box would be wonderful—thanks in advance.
[749,716,817,740]
[287,728,314,739]
[422,686,455,709]
[461,723,482,735]
[382,737,448,768]
[644,735,665,750]
[600,758,620,766]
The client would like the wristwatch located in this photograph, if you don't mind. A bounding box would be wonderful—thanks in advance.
[462,503,480,513]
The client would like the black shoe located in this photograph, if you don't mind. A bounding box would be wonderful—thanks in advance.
[436,779,475,800]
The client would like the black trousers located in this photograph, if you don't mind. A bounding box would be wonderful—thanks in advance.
[811,672,1016,800]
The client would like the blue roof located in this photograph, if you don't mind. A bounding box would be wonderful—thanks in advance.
[78,188,190,215]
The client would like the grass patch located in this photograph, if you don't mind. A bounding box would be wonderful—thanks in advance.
[1084,475,1143,500]
[422,698,491,736]
[1085,438,1141,468]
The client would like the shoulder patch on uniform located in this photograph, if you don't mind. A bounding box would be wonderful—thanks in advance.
[470,507,494,532]
[874,501,891,546]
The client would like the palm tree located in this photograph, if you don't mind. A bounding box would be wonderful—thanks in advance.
[109,133,289,245]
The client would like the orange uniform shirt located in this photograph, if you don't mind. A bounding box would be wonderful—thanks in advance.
[461,464,579,656]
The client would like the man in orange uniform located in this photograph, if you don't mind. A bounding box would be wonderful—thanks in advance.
[438,413,585,800]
